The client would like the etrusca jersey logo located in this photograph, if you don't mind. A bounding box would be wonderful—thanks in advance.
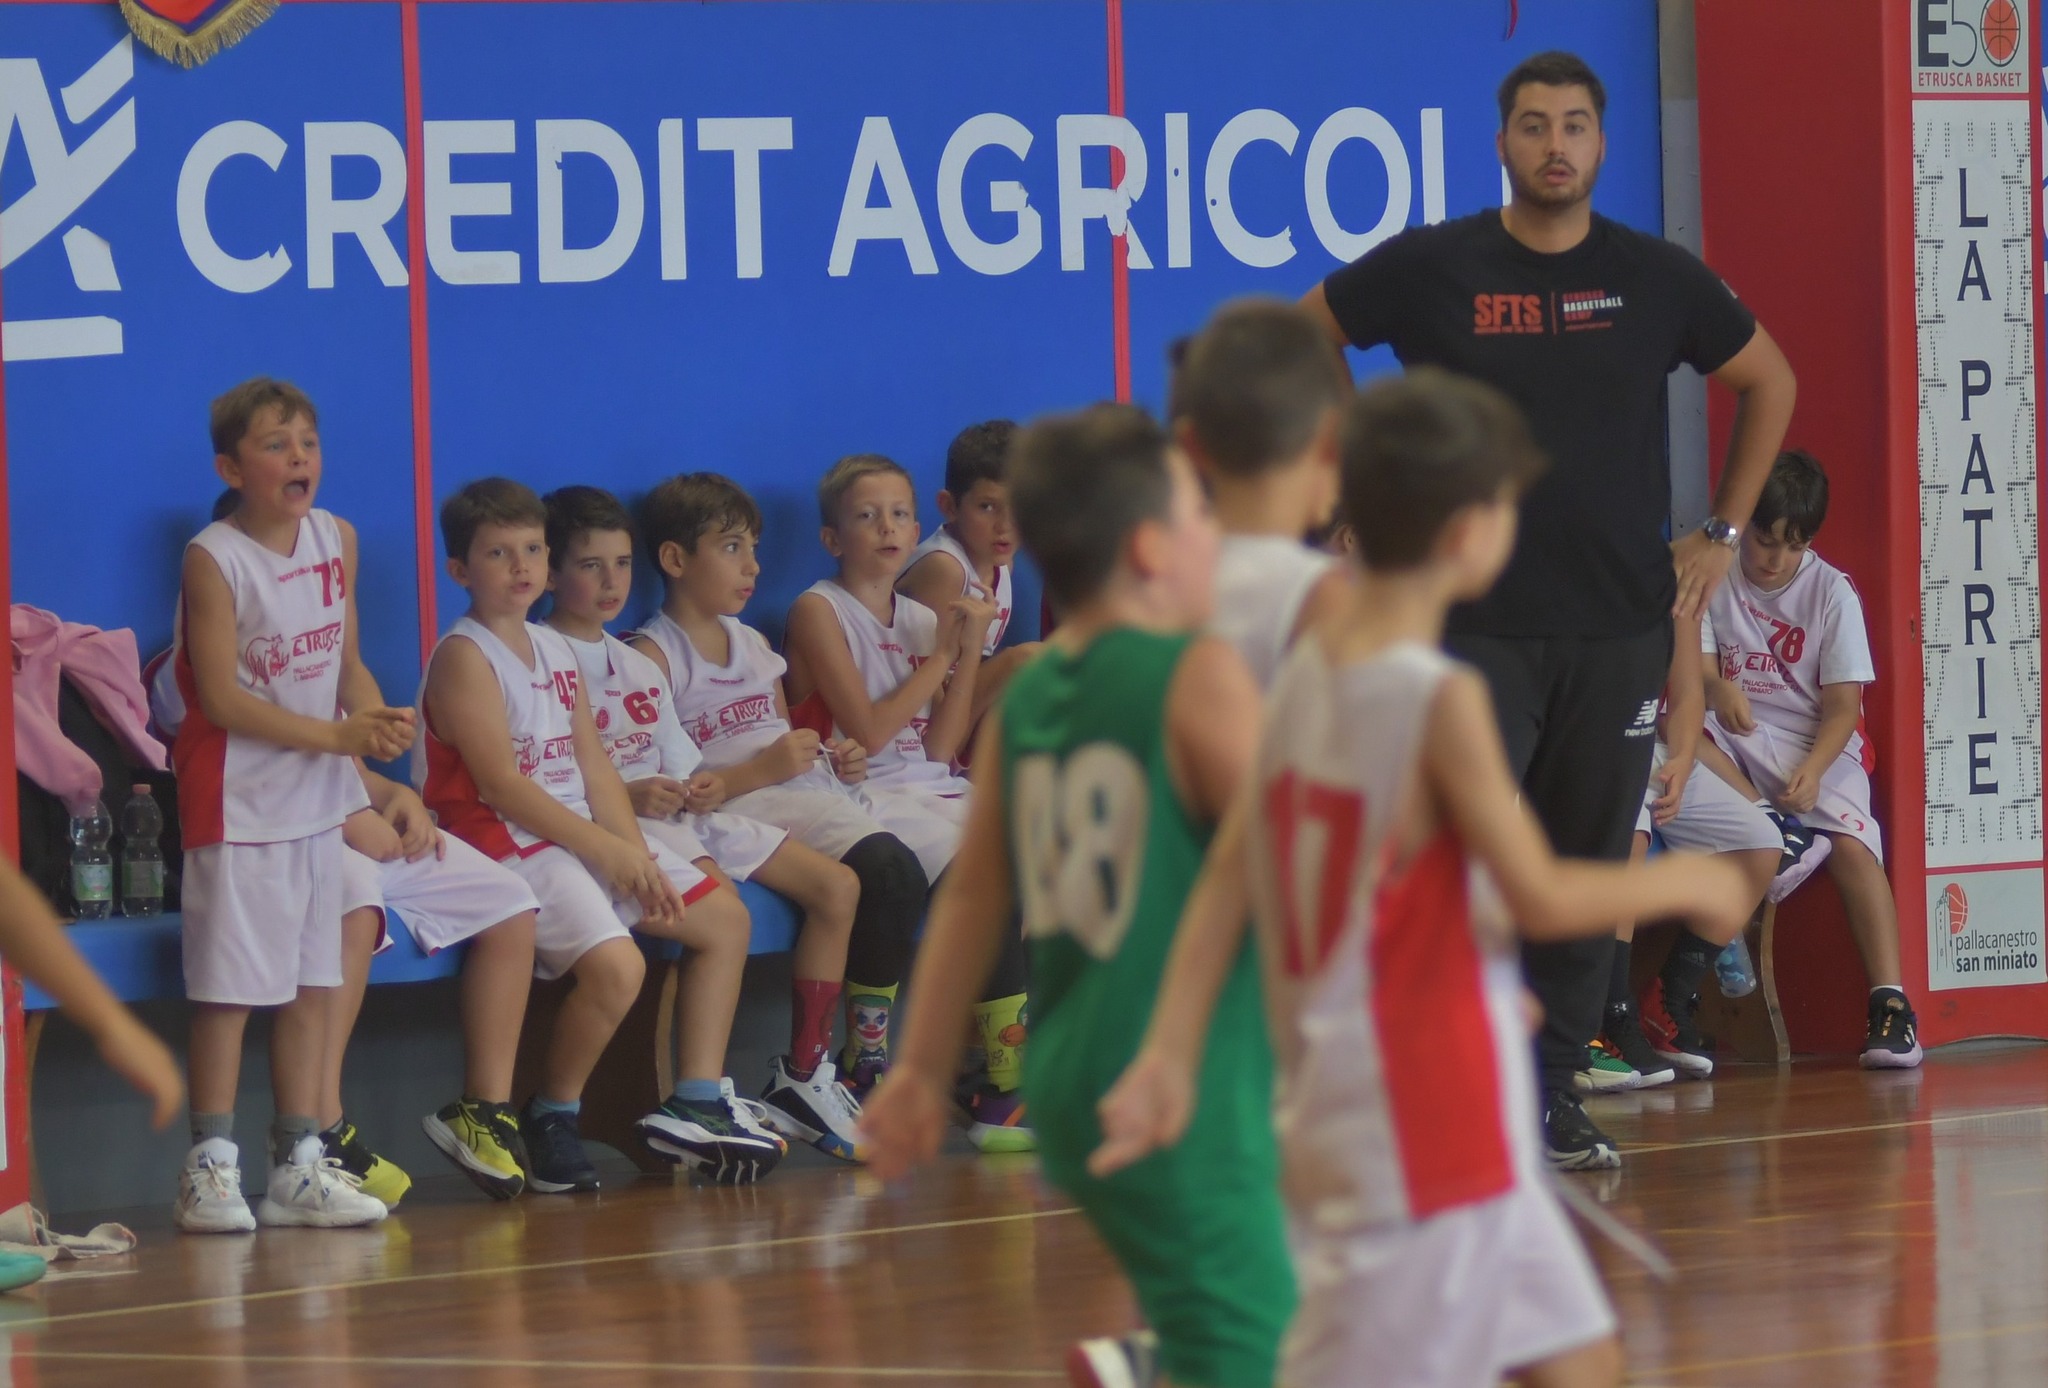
[1,37,137,362]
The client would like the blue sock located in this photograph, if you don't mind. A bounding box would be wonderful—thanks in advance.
[671,1079,723,1106]
[530,1096,580,1118]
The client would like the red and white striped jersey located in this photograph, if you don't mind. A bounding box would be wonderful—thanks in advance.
[173,510,368,848]
[1247,639,1534,1232]
[789,581,970,796]
[905,527,1012,657]
[417,618,588,860]
[1705,549,1875,760]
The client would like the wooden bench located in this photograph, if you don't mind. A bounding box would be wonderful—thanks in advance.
[22,883,807,1178]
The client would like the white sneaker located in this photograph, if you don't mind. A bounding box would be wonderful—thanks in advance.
[758,1056,866,1162]
[175,1138,256,1234]
[256,1135,389,1228]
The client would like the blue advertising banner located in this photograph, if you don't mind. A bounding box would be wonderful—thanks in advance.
[3,0,1661,696]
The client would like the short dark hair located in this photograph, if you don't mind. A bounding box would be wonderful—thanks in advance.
[1169,298,1350,477]
[944,420,1018,496]
[1497,51,1606,129]
[441,477,546,561]
[543,485,635,570]
[818,453,914,527]
[1343,368,1547,570]
[211,377,317,457]
[1751,450,1830,545]
[1012,404,1174,611]
[640,473,764,559]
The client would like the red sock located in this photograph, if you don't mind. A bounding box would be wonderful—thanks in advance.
[790,979,842,1080]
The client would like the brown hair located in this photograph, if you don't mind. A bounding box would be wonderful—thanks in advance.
[1342,368,1547,570]
[1168,298,1350,477]
[1011,404,1173,611]
[639,473,764,558]
[211,377,317,457]
[440,477,547,561]
[817,453,914,527]
[543,485,635,570]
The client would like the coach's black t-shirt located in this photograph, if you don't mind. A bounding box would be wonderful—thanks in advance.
[1323,210,1757,638]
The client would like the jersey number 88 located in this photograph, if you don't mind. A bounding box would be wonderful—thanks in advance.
[1012,746,1149,960]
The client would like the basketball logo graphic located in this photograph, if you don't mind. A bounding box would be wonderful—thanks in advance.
[1937,882,1970,936]
[1983,0,2022,66]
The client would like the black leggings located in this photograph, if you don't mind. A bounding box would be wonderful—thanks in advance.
[840,833,927,987]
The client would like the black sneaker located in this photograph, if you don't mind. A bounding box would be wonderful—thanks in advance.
[518,1101,600,1194]
[1640,977,1715,1078]
[1543,1089,1620,1171]
[1860,989,1924,1070]
[1602,1001,1677,1088]
[320,1120,412,1208]
[1067,1330,1158,1388]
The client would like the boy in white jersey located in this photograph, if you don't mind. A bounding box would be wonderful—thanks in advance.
[171,379,410,1234]
[541,485,867,1159]
[787,454,1035,1148]
[157,487,546,1207]
[1168,298,1354,687]
[1702,450,1920,1067]
[422,479,785,1191]
[1095,370,1752,1388]
[897,420,1043,731]
[630,474,932,1116]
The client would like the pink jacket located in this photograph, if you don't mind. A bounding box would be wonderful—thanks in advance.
[11,605,168,812]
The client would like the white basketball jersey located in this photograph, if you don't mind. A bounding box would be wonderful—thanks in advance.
[1212,534,1337,688]
[637,612,793,768]
[905,527,1012,656]
[562,630,704,783]
[1248,639,1534,1232]
[173,510,368,848]
[1706,549,1875,757]
[794,581,969,795]
[418,619,588,860]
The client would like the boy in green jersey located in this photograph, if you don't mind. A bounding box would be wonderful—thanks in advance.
[863,404,1289,1388]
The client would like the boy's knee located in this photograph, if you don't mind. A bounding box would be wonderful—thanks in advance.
[818,861,861,928]
[575,938,647,1013]
[694,882,752,953]
[341,908,382,969]
[842,833,929,914]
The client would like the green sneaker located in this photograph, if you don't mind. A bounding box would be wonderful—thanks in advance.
[423,1099,527,1201]
[1572,1042,1639,1094]
[323,1121,412,1209]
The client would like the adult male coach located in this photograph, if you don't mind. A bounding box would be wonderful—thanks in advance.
[1303,51,1796,1169]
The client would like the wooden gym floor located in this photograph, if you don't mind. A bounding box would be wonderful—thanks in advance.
[8,1043,2048,1387]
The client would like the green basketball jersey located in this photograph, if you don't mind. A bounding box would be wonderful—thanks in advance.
[999,627,1274,1157]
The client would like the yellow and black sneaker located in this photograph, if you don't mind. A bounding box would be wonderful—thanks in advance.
[321,1120,413,1210]
[423,1099,527,1201]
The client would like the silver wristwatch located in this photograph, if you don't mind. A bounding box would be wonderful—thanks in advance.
[1701,517,1740,549]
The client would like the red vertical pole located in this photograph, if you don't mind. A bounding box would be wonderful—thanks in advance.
[402,0,438,664]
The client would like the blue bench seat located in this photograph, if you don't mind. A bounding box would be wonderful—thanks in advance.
[25,881,802,1012]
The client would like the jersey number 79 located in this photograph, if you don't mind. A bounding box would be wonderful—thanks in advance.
[1012,746,1149,960]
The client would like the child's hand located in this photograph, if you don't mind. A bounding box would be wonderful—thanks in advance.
[1775,764,1822,816]
[337,706,416,761]
[858,1067,952,1182]
[1089,1046,1195,1177]
[948,594,999,660]
[684,771,727,815]
[95,1013,183,1130]
[1678,854,1757,946]
[766,730,823,783]
[626,776,690,821]
[1708,682,1756,736]
[342,807,404,863]
[590,838,677,920]
[1650,754,1694,826]
[381,786,444,862]
[827,738,867,785]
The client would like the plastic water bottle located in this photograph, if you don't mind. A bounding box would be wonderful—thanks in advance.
[1715,937,1758,998]
[69,796,114,920]
[120,785,165,918]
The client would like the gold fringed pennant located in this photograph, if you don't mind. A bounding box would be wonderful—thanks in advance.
[117,0,279,69]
